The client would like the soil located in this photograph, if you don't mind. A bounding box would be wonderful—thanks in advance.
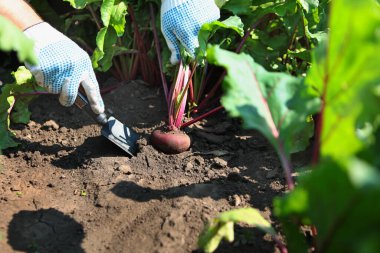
[0,80,309,253]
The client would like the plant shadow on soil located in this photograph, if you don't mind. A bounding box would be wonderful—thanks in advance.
[0,81,312,253]
[7,208,84,253]
[112,175,250,201]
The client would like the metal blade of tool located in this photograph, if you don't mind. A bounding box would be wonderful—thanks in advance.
[75,91,139,156]
[101,116,139,156]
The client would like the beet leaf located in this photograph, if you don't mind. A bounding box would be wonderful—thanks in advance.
[0,67,45,150]
[207,46,320,188]
[305,0,380,161]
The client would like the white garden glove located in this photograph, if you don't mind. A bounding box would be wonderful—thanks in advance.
[24,22,104,114]
[161,0,220,64]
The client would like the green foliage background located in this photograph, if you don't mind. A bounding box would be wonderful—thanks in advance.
[1,0,380,252]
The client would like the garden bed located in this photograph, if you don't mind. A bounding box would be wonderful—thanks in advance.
[0,81,309,253]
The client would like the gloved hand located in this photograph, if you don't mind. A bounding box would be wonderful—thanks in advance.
[23,22,104,114]
[161,0,220,64]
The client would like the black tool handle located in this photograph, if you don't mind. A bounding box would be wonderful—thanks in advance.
[74,91,108,126]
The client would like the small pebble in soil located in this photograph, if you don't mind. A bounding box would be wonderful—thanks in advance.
[27,120,37,128]
[138,138,148,146]
[60,140,69,146]
[230,194,242,207]
[213,157,228,167]
[184,162,193,171]
[43,120,60,130]
[59,127,68,133]
[207,170,215,178]
[117,164,132,175]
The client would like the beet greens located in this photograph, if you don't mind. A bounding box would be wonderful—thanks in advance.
[199,0,380,252]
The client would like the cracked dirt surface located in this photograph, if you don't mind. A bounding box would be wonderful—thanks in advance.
[0,81,309,253]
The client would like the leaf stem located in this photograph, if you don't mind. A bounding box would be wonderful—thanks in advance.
[117,38,130,81]
[198,20,258,111]
[112,58,124,81]
[180,105,224,129]
[278,142,294,190]
[87,5,102,30]
[150,3,169,105]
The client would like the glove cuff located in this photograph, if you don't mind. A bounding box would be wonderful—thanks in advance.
[23,22,67,52]
[161,0,188,14]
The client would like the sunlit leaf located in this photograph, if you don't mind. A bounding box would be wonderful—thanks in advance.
[306,0,380,159]
[91,26,117,71]
[0,67,44,150]
[199,208,276,253]
[110,2,128,36]
[207,46,320,156]
[100,0,115,26]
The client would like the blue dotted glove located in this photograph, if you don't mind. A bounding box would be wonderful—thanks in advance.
[24,22,104,114]
[161,0,220,64]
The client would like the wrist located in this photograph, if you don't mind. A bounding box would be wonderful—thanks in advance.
[0,0,43,30]
[23,21,45,31]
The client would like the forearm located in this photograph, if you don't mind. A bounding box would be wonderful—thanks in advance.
[0,0,42,30]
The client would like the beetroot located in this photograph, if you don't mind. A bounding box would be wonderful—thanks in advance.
[151,129,191,154]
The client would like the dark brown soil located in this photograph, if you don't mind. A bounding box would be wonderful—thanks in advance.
[0,81,309,253]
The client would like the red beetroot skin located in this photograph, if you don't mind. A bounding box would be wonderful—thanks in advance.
[151,129,191,154]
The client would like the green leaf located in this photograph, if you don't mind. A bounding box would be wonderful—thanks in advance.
[0,67,44,150]
[13,66,34,84]
[91,26,118,71]
[0,93,18,150]
[306,0,380,159]
[200,224,223,253]
[198,208,276,253]
[222,0,253,15]
[218,208,276,235]
[297,0,319,13]
[110,2,128,37]
[207,46,320,156]
[214,0,228,8]
[101,0,127,36]
[287,49,311,63]
[10,101,32,124]
[198,16,244,59]
[100,0,115,26]
[274,158,380,253]
[0,16,36,65]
